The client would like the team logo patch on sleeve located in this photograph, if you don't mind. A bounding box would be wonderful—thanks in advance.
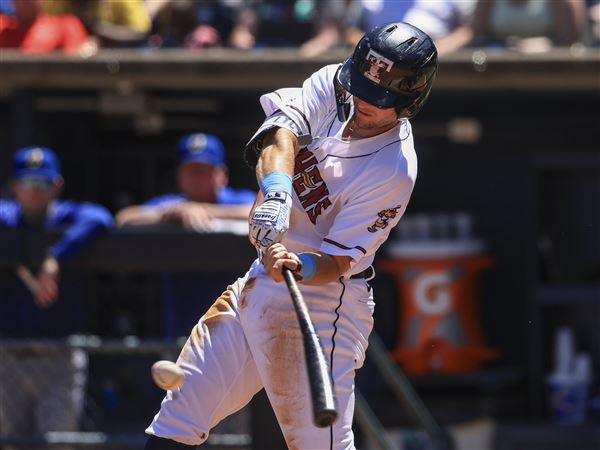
[368,205,402,233]
[293,148,331,224]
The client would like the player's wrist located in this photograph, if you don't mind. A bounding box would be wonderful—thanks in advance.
[298,253,317,282]
[263,190,292,206]
[260,171,292,197]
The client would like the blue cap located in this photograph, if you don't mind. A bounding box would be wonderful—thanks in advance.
[177,133,225,167]
[13,147,61,181]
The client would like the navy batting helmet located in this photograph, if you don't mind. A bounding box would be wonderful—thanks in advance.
[335,22,438,120]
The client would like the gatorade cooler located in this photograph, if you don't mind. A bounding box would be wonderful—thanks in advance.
[379,224,498,375]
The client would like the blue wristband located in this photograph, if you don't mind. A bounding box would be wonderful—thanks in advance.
[260,171,292,196]
[298,253,317,282]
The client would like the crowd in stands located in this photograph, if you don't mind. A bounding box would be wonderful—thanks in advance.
[0,0,598,55]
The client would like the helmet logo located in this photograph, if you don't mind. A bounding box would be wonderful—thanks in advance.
[364,49,394,85]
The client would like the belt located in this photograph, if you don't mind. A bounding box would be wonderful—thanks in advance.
[349,266,374,279]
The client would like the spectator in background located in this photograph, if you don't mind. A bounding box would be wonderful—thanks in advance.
[116,133,256,338]
[358,0,415,33]
[228,0,316,49]
[146,0,236,49]
[43,0,151,48]
[95,0,151,46]
[327,0,417,53]
[471,0,585,52]
[0,0,88,53]
[403,0,477,54]
[586,0,600,45]
[299,0,362,57]
[0,147,112,439]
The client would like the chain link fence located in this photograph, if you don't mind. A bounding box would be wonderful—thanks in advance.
[0,336,250,450]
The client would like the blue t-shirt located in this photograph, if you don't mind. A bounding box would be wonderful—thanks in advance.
[0,199,113,337]
[142,188,255,338]
[0,0,13,14]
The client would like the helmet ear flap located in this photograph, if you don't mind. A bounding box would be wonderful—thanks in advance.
[334,65,351,122]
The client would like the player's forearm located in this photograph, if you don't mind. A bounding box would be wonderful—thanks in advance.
[250,128,297,249]
[255,128,298,182]
[298,252,352,285]
[49,205,112,261]
[202,203,252,220]
[115,206,163,226]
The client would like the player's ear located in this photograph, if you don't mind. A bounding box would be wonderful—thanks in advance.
[52,176,64,196]
[216,165,228,188]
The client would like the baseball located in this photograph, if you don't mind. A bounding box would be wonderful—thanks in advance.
[151,360,185,391]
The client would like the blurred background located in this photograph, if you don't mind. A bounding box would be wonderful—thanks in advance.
[0,0,599,449]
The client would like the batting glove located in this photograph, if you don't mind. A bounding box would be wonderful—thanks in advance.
[250,191,292,250]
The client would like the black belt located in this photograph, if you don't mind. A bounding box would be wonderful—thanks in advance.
[349,266,374,279]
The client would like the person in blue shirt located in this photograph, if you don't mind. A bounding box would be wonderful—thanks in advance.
[116,133,256,338]
[0,146,112,438]
[116,133,255,229]
[0,146,113,324]
[0,0,13,15]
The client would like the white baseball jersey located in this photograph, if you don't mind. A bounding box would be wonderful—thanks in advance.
[146,64,417,449]
[249,64,417,273]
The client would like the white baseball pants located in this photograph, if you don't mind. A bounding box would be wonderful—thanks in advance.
[146,262,374,449]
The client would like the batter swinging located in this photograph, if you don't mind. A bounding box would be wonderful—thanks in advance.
[145,22,438,450]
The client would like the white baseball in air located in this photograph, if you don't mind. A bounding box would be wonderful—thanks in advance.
[151,360,185,391]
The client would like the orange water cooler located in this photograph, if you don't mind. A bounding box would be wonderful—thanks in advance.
[379,215,498,375]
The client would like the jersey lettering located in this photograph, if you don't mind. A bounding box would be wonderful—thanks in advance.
[293,148,331,224]
[295,147,319,171]
[299,183,328,209]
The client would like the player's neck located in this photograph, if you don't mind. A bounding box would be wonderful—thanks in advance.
[342,118,399,141]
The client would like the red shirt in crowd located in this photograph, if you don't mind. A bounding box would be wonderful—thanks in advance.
[0,14,88,53]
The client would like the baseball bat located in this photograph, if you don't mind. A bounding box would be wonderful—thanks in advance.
[282,267,338,427]
[16,264,38,294]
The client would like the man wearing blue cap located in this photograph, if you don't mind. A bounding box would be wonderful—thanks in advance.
[1,146,113,306]
[116,133,256,337]
[0,146,112,437]
[117,133,255,230]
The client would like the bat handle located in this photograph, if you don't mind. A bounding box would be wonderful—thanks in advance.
[16,264,39,294]
[282,266,296,285]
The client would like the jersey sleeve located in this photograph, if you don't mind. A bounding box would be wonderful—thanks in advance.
[50,202,113,261]
[320,160,416,269]
[0,14,11,34]
[244,64,338,167]
[0,200,18,228]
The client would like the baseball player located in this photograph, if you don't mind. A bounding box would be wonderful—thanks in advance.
[145,22,438,449]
